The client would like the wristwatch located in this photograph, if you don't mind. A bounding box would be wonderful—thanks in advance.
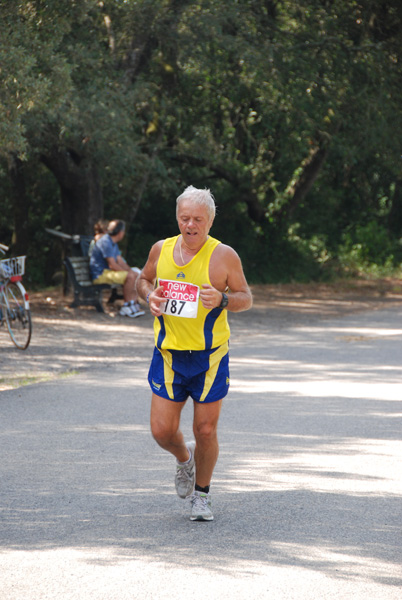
[219,292,229,309]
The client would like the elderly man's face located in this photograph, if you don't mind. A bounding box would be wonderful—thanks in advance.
[177,199,214,249]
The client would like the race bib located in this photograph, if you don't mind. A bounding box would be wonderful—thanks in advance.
[159,279,199,318]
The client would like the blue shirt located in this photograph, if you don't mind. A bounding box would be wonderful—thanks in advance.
[89,234,121,280]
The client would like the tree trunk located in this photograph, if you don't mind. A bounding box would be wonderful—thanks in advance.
[8,153,30,254]
[278,141,330,221]
[41,148,103,235]
[387,177,402,236]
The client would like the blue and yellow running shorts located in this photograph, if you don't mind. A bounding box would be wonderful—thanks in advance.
[148,342,230,403]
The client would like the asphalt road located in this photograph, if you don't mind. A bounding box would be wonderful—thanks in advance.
[1,305,401,599]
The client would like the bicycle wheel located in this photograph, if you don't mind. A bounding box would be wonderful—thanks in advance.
[4,281,32,349]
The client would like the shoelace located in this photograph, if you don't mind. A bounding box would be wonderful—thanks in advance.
[176,464,193,483]
[191,493,209,510]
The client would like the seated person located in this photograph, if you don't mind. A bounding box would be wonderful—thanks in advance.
[88,219,109,257]
[89,219,145,318]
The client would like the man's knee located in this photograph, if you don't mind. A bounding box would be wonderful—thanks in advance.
[125,269,135,281]
[193,419,218,443]
[151,417,175,445]
[124,269,137,288]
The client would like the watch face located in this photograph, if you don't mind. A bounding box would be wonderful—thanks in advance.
[220,292,229,308]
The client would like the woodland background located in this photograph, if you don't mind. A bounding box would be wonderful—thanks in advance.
[1,0,401,287]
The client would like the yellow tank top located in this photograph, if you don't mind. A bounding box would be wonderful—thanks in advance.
[154,235,230,351]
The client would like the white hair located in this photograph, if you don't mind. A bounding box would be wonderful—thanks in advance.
[176,185,216,221]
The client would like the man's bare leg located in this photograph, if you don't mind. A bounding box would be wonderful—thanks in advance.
[150,393,190,463]
[192,399,223,488]
[123,269,138,303]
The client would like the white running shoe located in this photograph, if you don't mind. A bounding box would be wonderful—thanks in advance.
[119,304,145,317]
[190,490,214,521]
[175,441,196,498]
[132,303,145,317]
[120,304,134,317]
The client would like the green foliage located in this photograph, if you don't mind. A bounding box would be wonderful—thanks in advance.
[0,0,74,158]
[338,220,402,275]
[1,0,402,285]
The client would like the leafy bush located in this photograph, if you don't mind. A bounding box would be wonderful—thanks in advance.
[338,220,402,276]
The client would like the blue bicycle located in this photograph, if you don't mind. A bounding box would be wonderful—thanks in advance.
[0,243,32,350]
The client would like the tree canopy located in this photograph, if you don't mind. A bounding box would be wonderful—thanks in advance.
[1,0,401,285]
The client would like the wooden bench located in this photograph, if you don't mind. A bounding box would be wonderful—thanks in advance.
[64,256,122,312]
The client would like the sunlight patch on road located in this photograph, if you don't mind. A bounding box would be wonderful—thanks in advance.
[329,326,402,338]
[68,424,148,434]
[269,541,401,584]
[33,315,154,337]
[230,379,402,401]
[1,546,399,600]
[225,437,402,495]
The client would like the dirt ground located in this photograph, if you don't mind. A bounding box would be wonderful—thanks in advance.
[29,276,402,320]
[1,277,402,391]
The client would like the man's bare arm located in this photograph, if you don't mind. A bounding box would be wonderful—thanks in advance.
[136,241,168,317]
[106,255,130,271]
[224,248,253,312]
[201,244,253,313]
[136,241,163,300]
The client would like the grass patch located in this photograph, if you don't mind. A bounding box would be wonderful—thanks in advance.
[0,370,79,391]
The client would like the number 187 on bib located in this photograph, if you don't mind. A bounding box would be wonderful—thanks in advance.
[159,279,199,319]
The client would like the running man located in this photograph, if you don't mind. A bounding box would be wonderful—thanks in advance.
[137,185,252,520]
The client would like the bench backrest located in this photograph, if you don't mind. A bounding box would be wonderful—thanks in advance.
[65,256,92,286]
